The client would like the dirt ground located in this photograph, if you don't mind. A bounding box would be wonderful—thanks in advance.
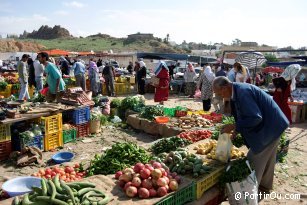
[0,93,306,205]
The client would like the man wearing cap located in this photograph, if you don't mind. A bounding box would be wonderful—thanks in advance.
[17,54,30,100]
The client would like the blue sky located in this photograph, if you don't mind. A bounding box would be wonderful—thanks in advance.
[0,0,306,48]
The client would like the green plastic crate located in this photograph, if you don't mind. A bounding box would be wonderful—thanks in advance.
[63,128,77,144]
[155,182,196,205]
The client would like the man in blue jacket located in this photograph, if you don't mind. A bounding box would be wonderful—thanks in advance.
[213,76,289,193]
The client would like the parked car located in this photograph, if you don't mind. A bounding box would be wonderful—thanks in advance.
[174,66,202,80]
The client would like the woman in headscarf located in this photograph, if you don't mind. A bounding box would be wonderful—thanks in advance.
[184,63,197,97]
[60,56,70,76]
[27,57,36,89]
[273,64,301,124]
[233,62,247,83]
[88,61,100,97]
[197,65,215,111]
[137,61,147,95]
[154,61,170,104]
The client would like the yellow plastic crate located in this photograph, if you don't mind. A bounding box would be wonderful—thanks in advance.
[44,131,63,151]
[0,84,12,98]
[195,166,225,199]
[41,113,62,134]
[0,124,11,142]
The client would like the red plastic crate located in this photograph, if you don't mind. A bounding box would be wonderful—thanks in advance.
[0,140,12,161]
[75,122,90,138]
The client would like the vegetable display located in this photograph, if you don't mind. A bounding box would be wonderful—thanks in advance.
[115,161,181,199]
[140,105,164,120]
[13,176,110,205]
[30,93,46,103]
[201,112,223,123]
[151,137,192,155]
[120,96,145,112]
[0,81,8,91]
[171,115,213,129]
[31,164,86,183]
[110,99,122,108]
[178,130,212,143]
[219,158,253,188]
[88,142,151,176]
[154,149,211,178]
[194,140,245,159]
[222,116,235,125]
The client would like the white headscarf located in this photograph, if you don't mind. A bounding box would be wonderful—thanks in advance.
[139,61,146,68]
[281,64,301,91]
[204,66,215,82]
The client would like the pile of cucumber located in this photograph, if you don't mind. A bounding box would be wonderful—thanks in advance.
[12,174,109,205]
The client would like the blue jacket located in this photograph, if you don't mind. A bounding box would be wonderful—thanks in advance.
[232,83,289,154]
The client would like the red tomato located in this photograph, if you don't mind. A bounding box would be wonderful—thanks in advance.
[45,174,51,179]
[74,163,80,169]
[51,172,56,177]
[65,166,74,173]
[45,168,52,175]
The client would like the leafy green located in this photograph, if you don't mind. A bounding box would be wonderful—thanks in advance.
[219,158,254,188]
[151,136,192,155]
[140,105,164,120]
[110,98,122,108]
[90,112,108,125]
[0,82,8,91]
[88,142,151,175]
[222,116,235,125]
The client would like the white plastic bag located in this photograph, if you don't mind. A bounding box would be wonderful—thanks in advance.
[215,133,232,163]
[226,160,258,205]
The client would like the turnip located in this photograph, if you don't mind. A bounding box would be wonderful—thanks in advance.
[157,178,167,187]
[149,188,157,197]
[141,178,153,189]
[152,162,162,169]
[157,187,168,197]
[124,182,132,191]
[140,168,151,179]
[169,180,179,191]
[151,169,162,179]
[115,171,123,179]
[133,163,145,173]
[131,177,142,187]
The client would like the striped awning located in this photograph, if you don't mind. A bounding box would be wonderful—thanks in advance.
[235,51,266,69]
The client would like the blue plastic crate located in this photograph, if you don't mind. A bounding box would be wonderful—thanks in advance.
[63,106,90,125]
[13,135,44,151]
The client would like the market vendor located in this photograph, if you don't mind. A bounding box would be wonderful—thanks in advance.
[37,52,65,102]
[213,76,289,193]
[17,54,30,101]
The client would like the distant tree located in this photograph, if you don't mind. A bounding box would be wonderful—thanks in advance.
[157,38,162,42]
[264,53,279,62]
[166,34,170,42]
[232,38,241,46]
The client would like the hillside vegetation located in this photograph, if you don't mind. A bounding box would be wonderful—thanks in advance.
[20,37,184,53]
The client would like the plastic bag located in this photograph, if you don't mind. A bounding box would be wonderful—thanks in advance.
[194,89,201,99]
[40,87,48,96]
[215,133,232,163]
[226,160,258,205]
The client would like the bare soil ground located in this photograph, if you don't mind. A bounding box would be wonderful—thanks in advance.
[0,93,306,205]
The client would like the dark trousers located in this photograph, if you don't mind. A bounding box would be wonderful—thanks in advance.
[202,99,211,111]
[138,79,145,95]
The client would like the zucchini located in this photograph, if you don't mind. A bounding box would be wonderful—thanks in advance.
[60,180,76,205]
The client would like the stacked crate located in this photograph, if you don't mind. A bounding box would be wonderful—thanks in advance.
[41,113,63,151]
[0,124,12,161]
[63,106,90,138]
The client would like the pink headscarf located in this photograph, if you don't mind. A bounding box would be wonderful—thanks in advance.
[89,61,98,73]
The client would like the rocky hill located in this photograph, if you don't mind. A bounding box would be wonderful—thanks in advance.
[20,25,71,39]
[0,40,45,52]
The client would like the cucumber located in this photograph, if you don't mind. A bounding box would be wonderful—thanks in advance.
[35,196,69,205]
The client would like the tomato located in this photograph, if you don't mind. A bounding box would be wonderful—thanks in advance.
[74,163,80,169]
[38,169,45,175]
[51,172,56,177]
[45,174,51,179]
[45,168,52,175]
[65,166,74,173]
[70,171,76,176]
[60,175,67,181]
[59,171,66,176]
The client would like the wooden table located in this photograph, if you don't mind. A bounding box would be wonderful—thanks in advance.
[0,103,78,125]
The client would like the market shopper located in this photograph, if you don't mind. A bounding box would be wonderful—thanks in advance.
[27,58,36,90]
[154,61,170,104]
[137,61,147,95]
[197,65,215,111]
[213,76,289,193]
[103,62,116,96]
[72,59,86,91]
[88,61,100,96]
[233,62,247,82]
[38,52,65,102]
[33,57,44,92]
[184,63,197,98]
[17,54,30,101]
[273,64,301,124]
[127,61,133,74]
[59,56,70,76]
